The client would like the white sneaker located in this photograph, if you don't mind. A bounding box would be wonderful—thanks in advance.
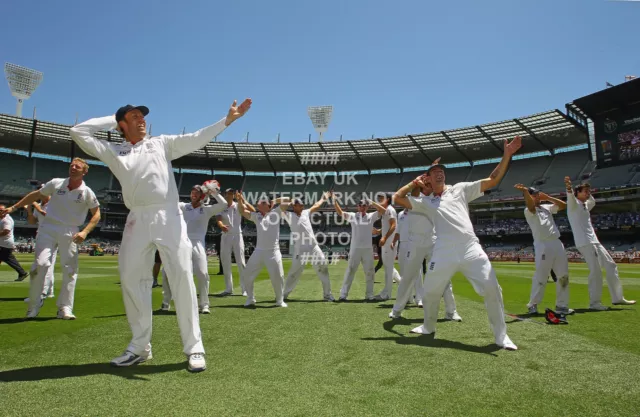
[556,306,575,315]
[244,298,256,307]
[613,299,636,306]
[527,304,538,314]
[188,353,206,372]
[499,335,518,351]
[410,325,434,335]
[445,311,462,322]
[161,302,170,311]
[242,291,248,297]
[388,310,402,319]
[200,305,211,314]
[110,350,152,367]
[590,304,609,311]
[219,291,233,296]
[338,296,347,302]
[24,298,29,303]
[276,301,288,308]
[46,293,55,299]
[324,294,336,302]
[417,300,423,308]
[25,297,44,319]
[373,294,390,301]
[57,307,76,320]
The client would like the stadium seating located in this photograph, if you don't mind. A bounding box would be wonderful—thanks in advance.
[180,173,212,195]
[587,164,639,188]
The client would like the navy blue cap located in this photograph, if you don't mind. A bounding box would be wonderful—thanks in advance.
[528,187,540,195]
[426,164,446,174]
[115,105,149,123]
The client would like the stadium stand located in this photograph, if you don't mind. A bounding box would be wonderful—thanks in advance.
[586,164,639,188]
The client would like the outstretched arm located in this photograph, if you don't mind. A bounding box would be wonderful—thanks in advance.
[237,193,253,220]
[480,136,522,193]
[70,116,117,163]
[331,192,346,218]
[564,176,577,210]
[309,192,329,214]
[0,191,45,217]
[540,192,567,211]
[514,184,536,214]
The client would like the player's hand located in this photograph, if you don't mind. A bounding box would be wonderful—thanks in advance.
[373,228,381,236]
[431,157,442,166]
[504,136,522,157]
[225,98,252,126]
[390,241,396,250]
[412,176,426,188]
[0,206,14,217]
[72,231,87,244]
[220,224,230,233]
[514,183,527,192]
[379,236,387,247]
[564,176,572,190]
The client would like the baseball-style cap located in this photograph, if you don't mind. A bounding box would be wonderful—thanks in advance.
[357,199,369,206]
[528,187,540,195]
[426,164,446,174]
[257,196,271,204]
[225,188,235,193]
[292,198,304,205]
[115,105,150,122]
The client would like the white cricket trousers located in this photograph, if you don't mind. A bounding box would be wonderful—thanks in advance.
[162,240,211,308]
[528,239,570,309]
[577,243,625,306]
[119,204,203,356]
[284,244,332,298]
[340,247,375,299]
[220,233,246,293]
[29,224,78,313]
[243,248,285,304]
[393,242,456,314]
[30,248,57,297]
[420,240,509,345]
[378,242,400,299]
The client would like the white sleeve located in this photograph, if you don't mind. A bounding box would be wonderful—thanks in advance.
[249,212,259,224]
[158,118,227,161]
[586,196,596,211]
[207,194,227,216]
[0,218,9,232]
[281,211,292,225]
[566,193,578,212]
[39,179,59,197]
[85,188,100,209]
[546,204,559,214]
[407,196,430,215]
[69,116,118,164]
[371,211,381,222]
[459,180,484,203]
[343,212,355,223]
[388,206,397,220]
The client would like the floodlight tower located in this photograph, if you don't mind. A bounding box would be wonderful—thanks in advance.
[4,63,44,117]
[307,105,333,142]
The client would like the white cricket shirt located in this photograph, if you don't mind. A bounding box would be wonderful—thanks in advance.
[180,194,226,243]
[34,203,46,223]
[381,205,397,246]
[0,214,15,249]
[524,204,560,242]
[397,209,409,242]
[344,211,380,249]
[250,208,284,250]
[39,178,99,227]
[408,180,483,247]
[218,202,243,235]
[408,210,436,247]
[566,194,599,247]
[282,209,317,247]
[70,115,227,209]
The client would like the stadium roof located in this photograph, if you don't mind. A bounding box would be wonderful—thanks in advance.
[570,77,640,119]
[0,109,587,173]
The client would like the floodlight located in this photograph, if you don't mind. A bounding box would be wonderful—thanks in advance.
[4,62,44,117]
[307,105,333,142]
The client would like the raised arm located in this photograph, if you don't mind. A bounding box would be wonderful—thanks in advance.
[368,200,386,214]
[0,191,46,217]
[394,175,429,210]
[514,184,536,214]
[237,193,253,220]
[331,192,346,218]
[164,99,252,160]
[70,116,117,162]
[274,197,291,212]
[207,193,228,216]
[309,192,329,213]
[586,195,596,211]
[540,192,567,211]
[480,136,522,193]
[564,176,577,211]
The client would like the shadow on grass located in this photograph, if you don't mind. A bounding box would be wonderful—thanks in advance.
[94,314,127,319]
[362,333,500,356]
[572,308,629,314]
[0,297,27,302]
[215,304,281,309]
[0,362,186,382]
[0,317,58,324]
[382,318,454,336]
[282,299,330,304]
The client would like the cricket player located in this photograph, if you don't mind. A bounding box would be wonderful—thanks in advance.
[0,158,101,320]
[282,193,334,301]
[369,194,402,300]
[69,99,251,372]
[390,183,461,321]
[161,183,227,314]
[0,205,29,281]
[564,177,636,309]
[26,197,57,299]
[332,193,379,301]
[515,184,573,315]
[217,189,248,296]
[238,194,290,307]
[393,136,523,351]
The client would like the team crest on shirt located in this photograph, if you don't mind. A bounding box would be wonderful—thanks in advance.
[429,262,435,270]
[200,207,204,214]
[75,193,84,203]
[57,189,66,195]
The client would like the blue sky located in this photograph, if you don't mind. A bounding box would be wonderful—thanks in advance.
[1,0,638,143]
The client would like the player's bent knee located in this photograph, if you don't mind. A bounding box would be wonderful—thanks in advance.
[559,275,569,287]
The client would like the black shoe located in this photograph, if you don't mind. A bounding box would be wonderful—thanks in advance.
[15,272,29,282]
[216,271,224,275]
[152,281,160,288]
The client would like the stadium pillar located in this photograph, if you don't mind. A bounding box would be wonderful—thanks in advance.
[406,134,433,164]
[28,119,38,158]
[231,142,246,176]
[260,143,277,175]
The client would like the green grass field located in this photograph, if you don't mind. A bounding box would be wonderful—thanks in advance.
[1,254,639,417]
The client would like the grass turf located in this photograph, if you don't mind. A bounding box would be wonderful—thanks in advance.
[1,254,639,417]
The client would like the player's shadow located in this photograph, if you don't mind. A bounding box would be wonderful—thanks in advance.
[572,307,629,314]
[153,310,177,316]
[362,334,499,356]
[0,317,58,324]
[94,314,127,319]
[282,299,330,304]
[0,297,27,302]
[0,362,186,382]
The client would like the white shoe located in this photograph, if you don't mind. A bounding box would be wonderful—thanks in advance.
[613,299,636,306]
[499,335,518,351]
[373,294,390,301]
[242,291,248,297]
[276,301,288,308]
[244,298,256,307]
[200,305,210,314]
[388,310,402,319]
[410,325,434,335]
[338,296,347,302]
[46,293,55,299]
[25,297,44,319]
[57,307,76,320]
[219,291,233,296]
[161,302,170,312]
[556,306,575,315]
[445,312,462,322]
[589,304,609,311]
[324,294,336,302]
[188,353,206,372]
[24,298,29,303]
[417,300,423,308]
[527,304,538,315]
[110,350,152,367]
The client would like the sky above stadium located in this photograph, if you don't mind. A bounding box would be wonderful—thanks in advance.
[1,0,638,143]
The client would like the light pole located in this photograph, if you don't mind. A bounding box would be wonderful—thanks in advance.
[307,105,333,142]
[4,63,43,117]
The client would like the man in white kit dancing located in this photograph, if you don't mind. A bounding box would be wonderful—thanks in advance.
[217,189,248,296]
[332,194,379,301]
[392,182,461,321]
[70,99,251,372]
[282,193,334,301]
[564,177,635,309]
[161,183,227,314]
[395,137,522,350]
[515,184,573,315]
[238,194,291,307]
[1,158,101,320]
[369,194,401,301]
[26,194,57,299]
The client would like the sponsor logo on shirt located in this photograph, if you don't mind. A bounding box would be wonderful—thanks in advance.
[57,189,66,195]
[200,207,204,214]
[429,262,435,271]
[118,150,131,156]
